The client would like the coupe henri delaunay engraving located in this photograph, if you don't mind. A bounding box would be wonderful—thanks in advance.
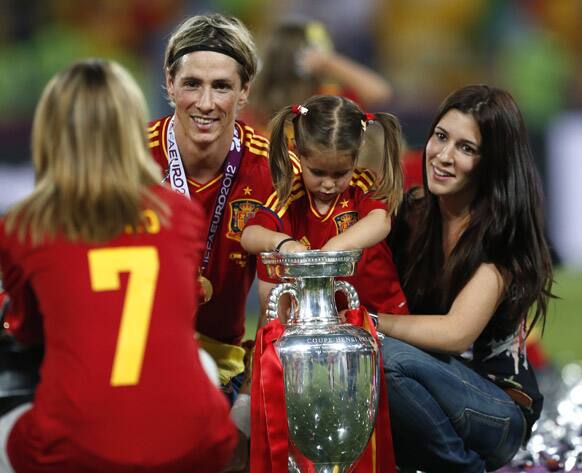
[261,250,380,473]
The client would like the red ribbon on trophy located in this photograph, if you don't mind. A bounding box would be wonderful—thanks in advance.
[250,307,396,473]
[250,318,288,472]
[345,307,397,473]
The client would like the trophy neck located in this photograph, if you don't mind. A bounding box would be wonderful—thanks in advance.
[288,277,340,326]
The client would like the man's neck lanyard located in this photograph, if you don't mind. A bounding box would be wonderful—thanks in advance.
[165,115,243,274]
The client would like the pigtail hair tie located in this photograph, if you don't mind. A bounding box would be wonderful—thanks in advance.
[291,104,308,116]
[361,112,376,132]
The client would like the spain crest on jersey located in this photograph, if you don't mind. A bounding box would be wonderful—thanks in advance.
[298,236,311,249]
[334,211,358,234]
[226,199,262,240]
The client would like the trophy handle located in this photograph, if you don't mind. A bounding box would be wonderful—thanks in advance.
[266,283,299,322]
[334,280,360,309]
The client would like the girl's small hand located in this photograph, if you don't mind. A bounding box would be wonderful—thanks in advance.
[284,241,309,253]
[277,238,308,253]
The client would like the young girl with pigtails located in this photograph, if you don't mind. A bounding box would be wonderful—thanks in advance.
[241,94,408,322]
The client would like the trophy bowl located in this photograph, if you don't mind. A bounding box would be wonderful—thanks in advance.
[278,324,380,472]
[260,249,361,279]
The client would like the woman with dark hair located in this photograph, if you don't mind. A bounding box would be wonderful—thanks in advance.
[377,84,553,472]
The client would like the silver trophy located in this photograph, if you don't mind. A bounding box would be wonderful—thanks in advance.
[261,249,381,473]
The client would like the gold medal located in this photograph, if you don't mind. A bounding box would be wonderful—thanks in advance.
[198,274,213,304]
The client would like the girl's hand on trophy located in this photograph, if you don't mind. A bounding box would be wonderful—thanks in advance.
[282,240,308,253]
[337,309,348,323]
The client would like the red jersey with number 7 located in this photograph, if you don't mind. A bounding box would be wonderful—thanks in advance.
[0,186,237,472]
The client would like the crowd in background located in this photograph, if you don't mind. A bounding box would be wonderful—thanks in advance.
[0,0,581,265]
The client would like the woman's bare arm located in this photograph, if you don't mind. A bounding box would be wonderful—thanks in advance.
[377,263,506,354]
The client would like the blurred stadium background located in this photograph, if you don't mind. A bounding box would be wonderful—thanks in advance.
[0,0,580,365]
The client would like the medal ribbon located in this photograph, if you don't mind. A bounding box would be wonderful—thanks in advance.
[166,115,244,273]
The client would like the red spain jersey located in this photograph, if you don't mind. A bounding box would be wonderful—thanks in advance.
[148,117,275,345]
[0,186,237,473]
[249,169,409,315]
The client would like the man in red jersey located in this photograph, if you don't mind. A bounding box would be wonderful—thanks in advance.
[149,14,275,418]
[0,59,237,473]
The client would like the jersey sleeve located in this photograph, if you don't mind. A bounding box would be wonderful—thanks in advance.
[358,192,387,217]
[351,168,388,218]
[147,116,171,176]
[246,206,282,232]
[245,207,282,283]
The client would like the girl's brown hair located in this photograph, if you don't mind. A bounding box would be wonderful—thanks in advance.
[268,95,403,213]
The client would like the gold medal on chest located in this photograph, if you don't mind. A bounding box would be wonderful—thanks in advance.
[198,275,213,304]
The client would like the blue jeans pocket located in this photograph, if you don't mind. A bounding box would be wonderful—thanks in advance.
[452,407,523,470]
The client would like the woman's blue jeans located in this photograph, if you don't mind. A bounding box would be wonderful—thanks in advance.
[381,337,526,472]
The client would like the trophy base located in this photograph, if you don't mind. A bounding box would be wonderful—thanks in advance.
[288,453,353,473]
